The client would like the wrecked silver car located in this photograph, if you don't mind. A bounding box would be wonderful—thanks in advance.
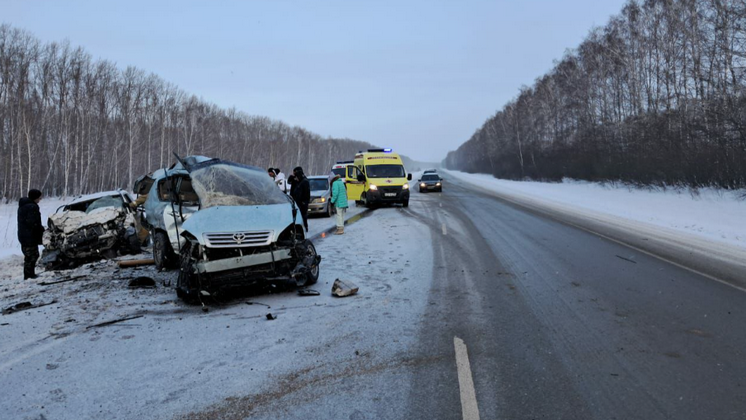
[41,190,142,269]
[172,157,321,301]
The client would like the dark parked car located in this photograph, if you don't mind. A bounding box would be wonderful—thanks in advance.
[418,174,443,192]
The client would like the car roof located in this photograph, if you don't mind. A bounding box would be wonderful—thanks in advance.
[66,190,129,205]
[307,175,330,180]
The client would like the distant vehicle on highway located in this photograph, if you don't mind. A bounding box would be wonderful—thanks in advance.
[307,175,335,218]
[418,173,443,192]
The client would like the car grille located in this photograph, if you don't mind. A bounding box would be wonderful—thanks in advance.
[204,231,273,248]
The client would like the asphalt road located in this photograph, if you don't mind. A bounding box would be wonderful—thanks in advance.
[400,176,746,420]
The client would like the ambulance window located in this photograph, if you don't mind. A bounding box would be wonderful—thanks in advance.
[347,166,359,179]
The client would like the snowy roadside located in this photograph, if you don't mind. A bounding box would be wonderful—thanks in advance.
[445,170,746,251]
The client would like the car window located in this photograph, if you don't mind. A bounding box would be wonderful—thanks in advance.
[178,178,199,203]
[422,175,439,181]
[158,178,174,201]
[347,166,360,179]
[158,176,195,202]
[332,168,346,177]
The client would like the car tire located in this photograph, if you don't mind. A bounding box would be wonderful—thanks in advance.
[402,199,409,208]
[176,244,199,303]
[299,240,319,285]
[327,203,333,218]
[419,188,425,193]
[153,231,176,271]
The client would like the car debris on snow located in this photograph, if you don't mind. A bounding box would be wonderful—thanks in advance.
[39,275,87,286]
[331,279,359,297]
[118,259,155,268]
[86,315,144,329]
[2,299,58,315]
[128,277,156,288]
[615,255,638,264]
[297,289,320,296]
[266,313,277,320]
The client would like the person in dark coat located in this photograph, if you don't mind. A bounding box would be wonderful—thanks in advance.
[17,189,44,279]
[289,167,311,231]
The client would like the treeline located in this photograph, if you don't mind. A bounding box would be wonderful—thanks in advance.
[0,24,375,200]
[445,0,746,189]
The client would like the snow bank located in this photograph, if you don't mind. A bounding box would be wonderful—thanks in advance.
[446,170,746,250]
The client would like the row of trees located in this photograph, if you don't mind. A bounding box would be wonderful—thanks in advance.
[445,0,746,188]
[0,24,374,200]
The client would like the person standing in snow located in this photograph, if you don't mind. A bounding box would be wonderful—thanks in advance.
[273,168,287,193]
[330,174,348,234]
[17,189,44,279]
[289,166,311,231]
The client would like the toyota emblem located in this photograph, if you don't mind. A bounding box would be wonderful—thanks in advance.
[233,233,246,244]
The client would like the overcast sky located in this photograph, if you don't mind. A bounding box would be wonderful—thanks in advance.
[3,0,626,162]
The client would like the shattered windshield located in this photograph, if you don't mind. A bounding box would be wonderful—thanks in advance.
[85,196,125,213]
[190,162,289,208]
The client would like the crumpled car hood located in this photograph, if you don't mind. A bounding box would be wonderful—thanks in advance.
[49,207,123,235]
[181,204,296,246]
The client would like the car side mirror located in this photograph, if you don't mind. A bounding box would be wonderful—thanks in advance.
[407,174,412,181]
[417,179,421,182]
[357,174,365,182]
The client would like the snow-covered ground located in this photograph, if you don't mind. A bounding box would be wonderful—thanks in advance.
[445,170,746,251]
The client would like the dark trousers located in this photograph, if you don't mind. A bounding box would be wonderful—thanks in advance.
[21,245,39,279]
[298,203,309,231]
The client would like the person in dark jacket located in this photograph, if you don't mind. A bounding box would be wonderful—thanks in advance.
[289,166,311,231]
[17,189,44,279]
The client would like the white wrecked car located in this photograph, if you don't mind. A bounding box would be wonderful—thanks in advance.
[42,190,142,269]
[172,157,321,302]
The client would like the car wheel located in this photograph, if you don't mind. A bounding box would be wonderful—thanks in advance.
[176,243,199,303]
[402,199,409,208]
[327,203,333,218]
[153,231,176,271]
[299,240,319,285]
[419,188,424,193]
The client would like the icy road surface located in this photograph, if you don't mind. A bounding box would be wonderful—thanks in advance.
[1,178,746,419]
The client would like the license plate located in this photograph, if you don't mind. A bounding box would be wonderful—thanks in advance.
[384,193,396,197]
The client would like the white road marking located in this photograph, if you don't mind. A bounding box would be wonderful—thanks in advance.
[442,223,447,235]
[454,336,481,420]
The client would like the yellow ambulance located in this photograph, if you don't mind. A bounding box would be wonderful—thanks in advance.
[345,148,412,207]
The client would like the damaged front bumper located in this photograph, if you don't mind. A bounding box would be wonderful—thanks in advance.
[195,248,292,274]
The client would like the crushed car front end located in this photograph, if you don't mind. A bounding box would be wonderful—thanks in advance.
[174,159,321,301]
[41,194,141,269]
